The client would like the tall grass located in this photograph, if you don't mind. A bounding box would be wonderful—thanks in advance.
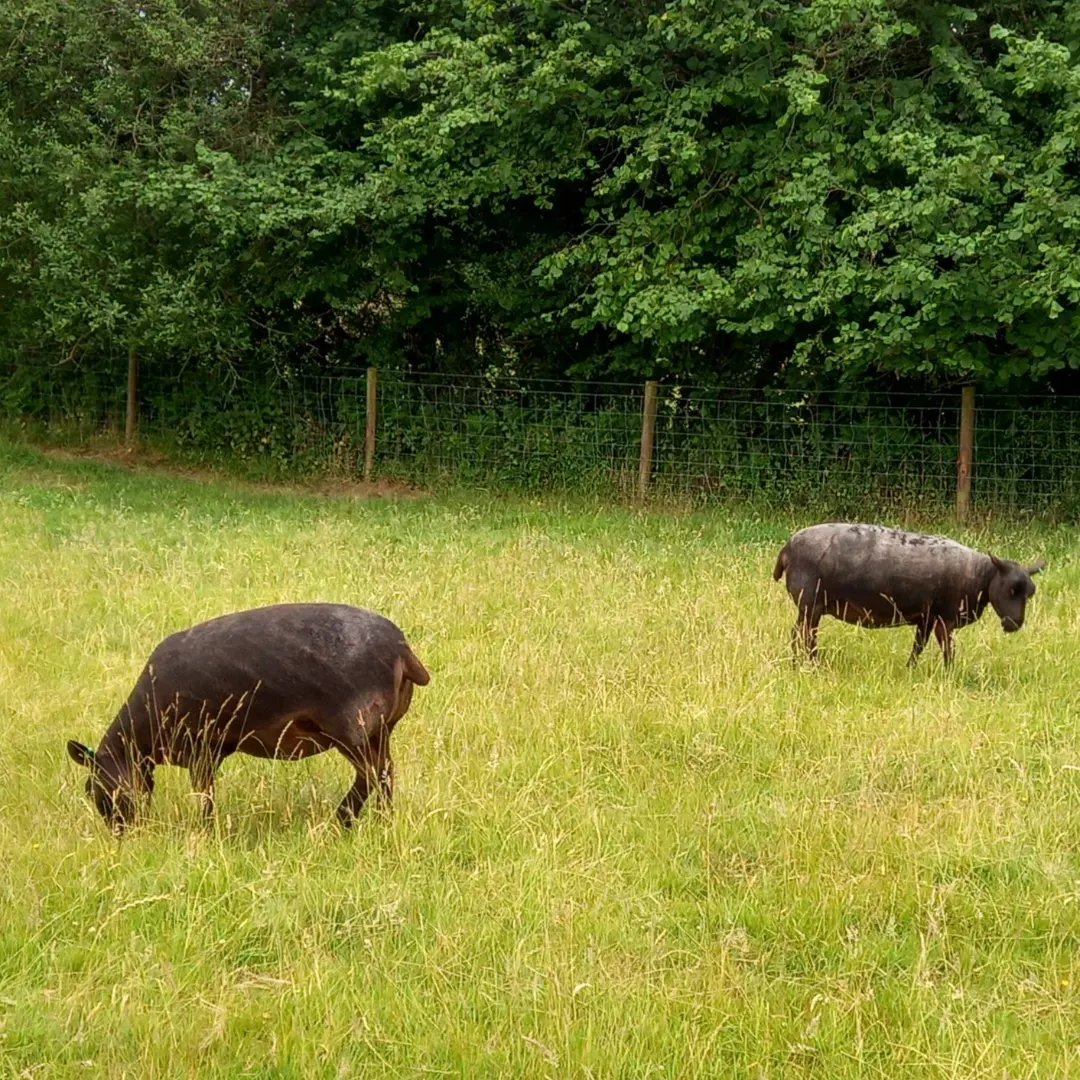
[1,441,1078,1078]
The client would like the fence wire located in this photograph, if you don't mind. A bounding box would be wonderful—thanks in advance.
[7,361,1080,514]
[972,399,1080,510]
[647,387,958,508]
[375,372,644,493]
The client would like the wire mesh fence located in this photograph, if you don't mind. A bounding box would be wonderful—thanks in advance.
[6,360,1080,515]
[648,386,960,508]
[971,397,1080,512]
[375,371,645,493]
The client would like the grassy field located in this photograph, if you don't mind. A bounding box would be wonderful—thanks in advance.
[1,440,1079,1079]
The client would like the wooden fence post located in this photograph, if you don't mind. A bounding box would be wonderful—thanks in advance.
[638,380,658,498]
[124,347,139,448]
[956,383,975,520]
[364,366,378,482]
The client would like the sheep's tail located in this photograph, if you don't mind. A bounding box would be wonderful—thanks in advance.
[402,646,430,687]
[772,543,789,582]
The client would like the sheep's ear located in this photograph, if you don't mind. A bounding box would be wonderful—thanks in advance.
[1028,558,1046,575]
[66,740,95,768]
[990,554,1009,574]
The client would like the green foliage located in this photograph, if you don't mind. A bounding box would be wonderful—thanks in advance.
[7,0,1080,411]
[243,0,1080,385]
[0,0,292,377]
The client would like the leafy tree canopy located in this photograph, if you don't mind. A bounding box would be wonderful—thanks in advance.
[4,0,1080,389]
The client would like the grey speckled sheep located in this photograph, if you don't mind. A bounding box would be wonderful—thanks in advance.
[773,523,1044,665]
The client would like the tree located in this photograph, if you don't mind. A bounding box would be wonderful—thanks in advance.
[0,0,291,406]
[5,0,1080,395]
[300,0,1080,385]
